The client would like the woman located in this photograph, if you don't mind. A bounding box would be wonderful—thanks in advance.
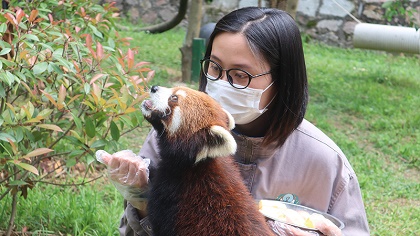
[102,7,370,236]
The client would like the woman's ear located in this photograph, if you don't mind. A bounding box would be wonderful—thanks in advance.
[222,108,235,130]
[195,125,237,163]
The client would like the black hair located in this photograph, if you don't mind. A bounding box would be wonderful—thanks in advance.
[199,7,308,147]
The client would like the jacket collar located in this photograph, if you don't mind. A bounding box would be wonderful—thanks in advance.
[232,132,278,164]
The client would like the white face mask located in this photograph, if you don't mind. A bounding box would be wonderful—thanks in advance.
[205,78,275,125]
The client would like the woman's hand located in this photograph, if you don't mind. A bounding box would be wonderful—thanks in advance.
[96,150,150,211]
[310,213,342,236]
[268,218,342,236]
[98,150,149,188]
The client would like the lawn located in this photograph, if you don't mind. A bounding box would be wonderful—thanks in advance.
[1,26,419,235]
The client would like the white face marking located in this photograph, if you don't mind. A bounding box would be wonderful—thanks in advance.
[175,89,187,98]
[150,87,173,112]
[141,87,173,117]
[195,125,237,163]
[168,106,182,134]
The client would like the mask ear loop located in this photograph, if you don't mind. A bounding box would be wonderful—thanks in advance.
[262,80,275,92]
[260,81,277,111]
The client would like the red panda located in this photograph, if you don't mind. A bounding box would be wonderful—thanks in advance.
[141,85,275,236]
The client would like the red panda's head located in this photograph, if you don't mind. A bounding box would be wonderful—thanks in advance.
[141,85,236,162]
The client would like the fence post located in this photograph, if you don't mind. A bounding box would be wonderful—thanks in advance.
[191,38,206,82]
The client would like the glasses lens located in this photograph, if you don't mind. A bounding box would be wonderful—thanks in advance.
[202,60,221,80]
[227,69,251,89]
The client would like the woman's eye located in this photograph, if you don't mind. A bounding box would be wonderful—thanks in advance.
[209,64,220,72]
[233,71,248,80]
[170,95,178,102]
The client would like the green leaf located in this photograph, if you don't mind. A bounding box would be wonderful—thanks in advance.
[107,37,115,48]
[33,62,49,75]
[0,83,5,98]
[24,34,40,41]
[90,139,107,149]
[69,150,85,158]
[0,57,13,68]
[88,23,103,39]
[49,63,64,75]
[71,112,82,131]
[15,127,24,142]
[6,71,18,84]
[85,118,96,138]
[0,23,7,33]
[86,155,95,165]
[119,116,133,127]
[13,162,39,175]
[382,1,393,8]
[66,158,77,167]
[8,180,28,186]
[14,71,27,82]
[0,48,11,56]
[110,121,120,141]
[53,54,74,72]
[39,43,54,51]
[0,41,10,49]
[84,83,91,94]
[0,133,16,142]
[65,136,84,146]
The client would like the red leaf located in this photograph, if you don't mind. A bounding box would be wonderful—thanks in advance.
[96,42,103,60]
[29,9,39,23]
[16,8,25,24]
[48,14,54,24]
[127,48,134,69]
[58,84,66,105]
[4,13,17,26]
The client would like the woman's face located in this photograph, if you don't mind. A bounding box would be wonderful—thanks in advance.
[209,32,276,109]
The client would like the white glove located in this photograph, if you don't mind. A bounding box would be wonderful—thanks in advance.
[96,150,150,210]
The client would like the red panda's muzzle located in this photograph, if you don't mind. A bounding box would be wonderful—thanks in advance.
[141,86,174,125]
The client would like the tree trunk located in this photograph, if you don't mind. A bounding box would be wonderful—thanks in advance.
[118,0,189,34]
[270,0,287,10]
[286,0,300,19]
[180,0,203,83]
[269,0,300,19]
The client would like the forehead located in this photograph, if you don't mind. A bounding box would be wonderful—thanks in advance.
[211,32,268,72]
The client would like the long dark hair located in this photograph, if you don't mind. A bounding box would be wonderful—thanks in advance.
[199,7,308,147]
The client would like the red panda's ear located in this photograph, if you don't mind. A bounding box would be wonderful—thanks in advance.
[195,125,237,163]
[222,108,235,130]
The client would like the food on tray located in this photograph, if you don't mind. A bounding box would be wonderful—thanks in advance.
[258,199,330,229]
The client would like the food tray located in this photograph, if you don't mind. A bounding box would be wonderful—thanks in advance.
[259,200,344,231]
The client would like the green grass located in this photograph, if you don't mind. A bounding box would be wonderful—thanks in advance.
[303,44,419,235]
[1,26,419,235]
[1,177,124,235]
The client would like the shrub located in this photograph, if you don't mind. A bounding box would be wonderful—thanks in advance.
[382,0,419,30]
[0,0,151,233]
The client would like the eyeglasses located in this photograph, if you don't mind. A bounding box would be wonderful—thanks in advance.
[200,58,271,89]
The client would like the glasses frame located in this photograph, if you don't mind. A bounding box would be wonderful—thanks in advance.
[200,58,271,89]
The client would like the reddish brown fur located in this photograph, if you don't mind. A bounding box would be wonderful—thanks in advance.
[176,157,274,235]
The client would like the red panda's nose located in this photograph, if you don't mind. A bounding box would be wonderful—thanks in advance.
[151,85,159,93]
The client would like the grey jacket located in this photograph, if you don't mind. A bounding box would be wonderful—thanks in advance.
[119,119,370,236]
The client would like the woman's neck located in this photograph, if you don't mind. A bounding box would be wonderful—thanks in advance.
[233,109,272,137]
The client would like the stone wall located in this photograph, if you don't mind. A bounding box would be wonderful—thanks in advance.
[102,0,420,47]
[295,0,420,47]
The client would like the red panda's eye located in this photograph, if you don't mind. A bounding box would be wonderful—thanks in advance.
[170,95,178,102]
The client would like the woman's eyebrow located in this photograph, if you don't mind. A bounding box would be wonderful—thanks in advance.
[209,55,252,70]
